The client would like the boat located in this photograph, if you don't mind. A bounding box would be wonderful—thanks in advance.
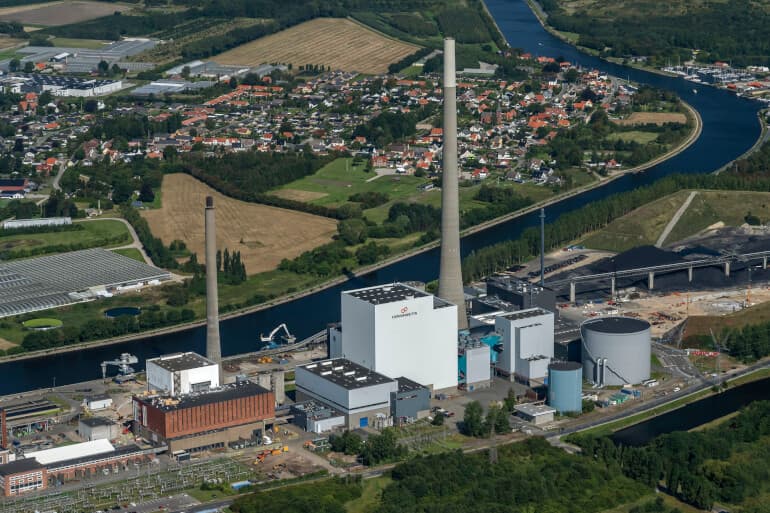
[693,89,698,94]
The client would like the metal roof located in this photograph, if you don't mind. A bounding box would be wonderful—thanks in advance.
[515,403,556,417]
[500,308,550,321]
[581,316,650,334]
[548,361,582,371]
[26,439,114,465]
[300,358,394,390]
[147,352,214,372]
[345,283,428,305]
[0,458,44,476]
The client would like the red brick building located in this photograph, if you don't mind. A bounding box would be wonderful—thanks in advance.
[133,381,274,452]
[0,459,46,496]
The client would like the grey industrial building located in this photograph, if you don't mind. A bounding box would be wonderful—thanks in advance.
[514,403,556,426]
[77,417,118,442]
[581,317,651,386]
[290,401,344,434]
[485,276,556,314]
[390,377,430,423]
[295,359,398,430]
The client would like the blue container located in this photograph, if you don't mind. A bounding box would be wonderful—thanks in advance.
[548,362,583,413]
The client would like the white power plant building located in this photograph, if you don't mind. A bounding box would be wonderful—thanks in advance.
[331,283,458,390]
[495,308,555,383]
[146,352,220,397]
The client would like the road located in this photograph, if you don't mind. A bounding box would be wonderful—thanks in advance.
[52,160,67,192]
[655,190,698,247]
[76,217,155,266]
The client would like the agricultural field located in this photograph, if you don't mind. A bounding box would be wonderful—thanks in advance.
[0,1,131,27]
[615,112,687,126]
[605,130,659,145]
[141,173,337,274]
[0,219,131,259]
[214,17,420,74]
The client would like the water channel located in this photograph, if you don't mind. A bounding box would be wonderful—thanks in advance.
[0,0,763,394]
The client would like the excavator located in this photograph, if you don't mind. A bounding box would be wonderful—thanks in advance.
[259,324,296,349]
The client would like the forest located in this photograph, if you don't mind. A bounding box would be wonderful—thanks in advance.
[569,400,770,511]
[540,0,770,66]
[231,438,648,513]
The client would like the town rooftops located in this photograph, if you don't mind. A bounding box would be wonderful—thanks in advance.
[300,358,394,390]
[500,308,550,322]
[138,381,270,411]
[147,352,215,373]
[345,283,428,305]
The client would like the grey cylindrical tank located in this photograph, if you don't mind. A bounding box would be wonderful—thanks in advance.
[581,317,650,386]
[548,361,582,413]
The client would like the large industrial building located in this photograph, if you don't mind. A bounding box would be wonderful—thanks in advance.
[146,352,220,396]
[495,308,555,383]
[581,317,651,386]
[296,358,398,429]
[458,335,492,390]
[133,380,274,453]
[332,283,458,390]
[485,276,557,314]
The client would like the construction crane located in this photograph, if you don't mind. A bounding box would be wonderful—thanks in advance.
[260,324,296,346]
[101,353,138,382]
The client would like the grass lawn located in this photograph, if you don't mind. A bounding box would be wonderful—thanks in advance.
[345,476,392,513]
[22,318,63,329]
[0,219,131,259]
[112,248,145,262]
[273,157,430,208]
[605,131,660,145]
[51,37,108,49]
[665,190,770,243]
[581,190,690,252]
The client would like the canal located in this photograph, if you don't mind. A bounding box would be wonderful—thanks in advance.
[612,377,770,446]
[0,0,763,394]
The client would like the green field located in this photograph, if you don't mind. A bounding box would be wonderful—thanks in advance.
[665,190,770,243]
[112,248,145,262]
[273,158,431,208]
[605,131,660,145]
[685,300,770,341]
[581,189,770,252]
[51,37,108,49]
[0,219,131,259]
[22,318,63,329]
[345,477,392,513]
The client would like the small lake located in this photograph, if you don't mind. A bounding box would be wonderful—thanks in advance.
[104,307,141,318]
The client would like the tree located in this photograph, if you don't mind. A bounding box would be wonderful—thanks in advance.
[97,60,109,76]
[564,68,580,83]
[163,145,178,162]
[337,218,367,245]
[23,61,34,73]
[503,388,517,412]
[138,182,155,203]
[84,99,99,113]
[181,65,191,79]
[462,401,485,437]
[110,63,123,77]
[431,412,445,426]
[9,58,19,72]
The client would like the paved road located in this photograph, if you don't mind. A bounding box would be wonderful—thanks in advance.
[76,217,155,266]
[52,160,67,191]
[656,190,698,247]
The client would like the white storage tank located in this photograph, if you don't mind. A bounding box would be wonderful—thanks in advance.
[581,317,651,386]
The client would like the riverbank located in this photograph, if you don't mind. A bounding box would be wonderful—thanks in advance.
[0,99,704,363]
[715,109,768,174]
[569,361,770,438]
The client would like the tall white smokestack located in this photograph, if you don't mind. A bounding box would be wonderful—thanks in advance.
[205,196,222,365]
[438,38,468,329]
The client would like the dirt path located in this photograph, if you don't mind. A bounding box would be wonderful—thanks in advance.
[656,190,698,247]
[76,217,155,266]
